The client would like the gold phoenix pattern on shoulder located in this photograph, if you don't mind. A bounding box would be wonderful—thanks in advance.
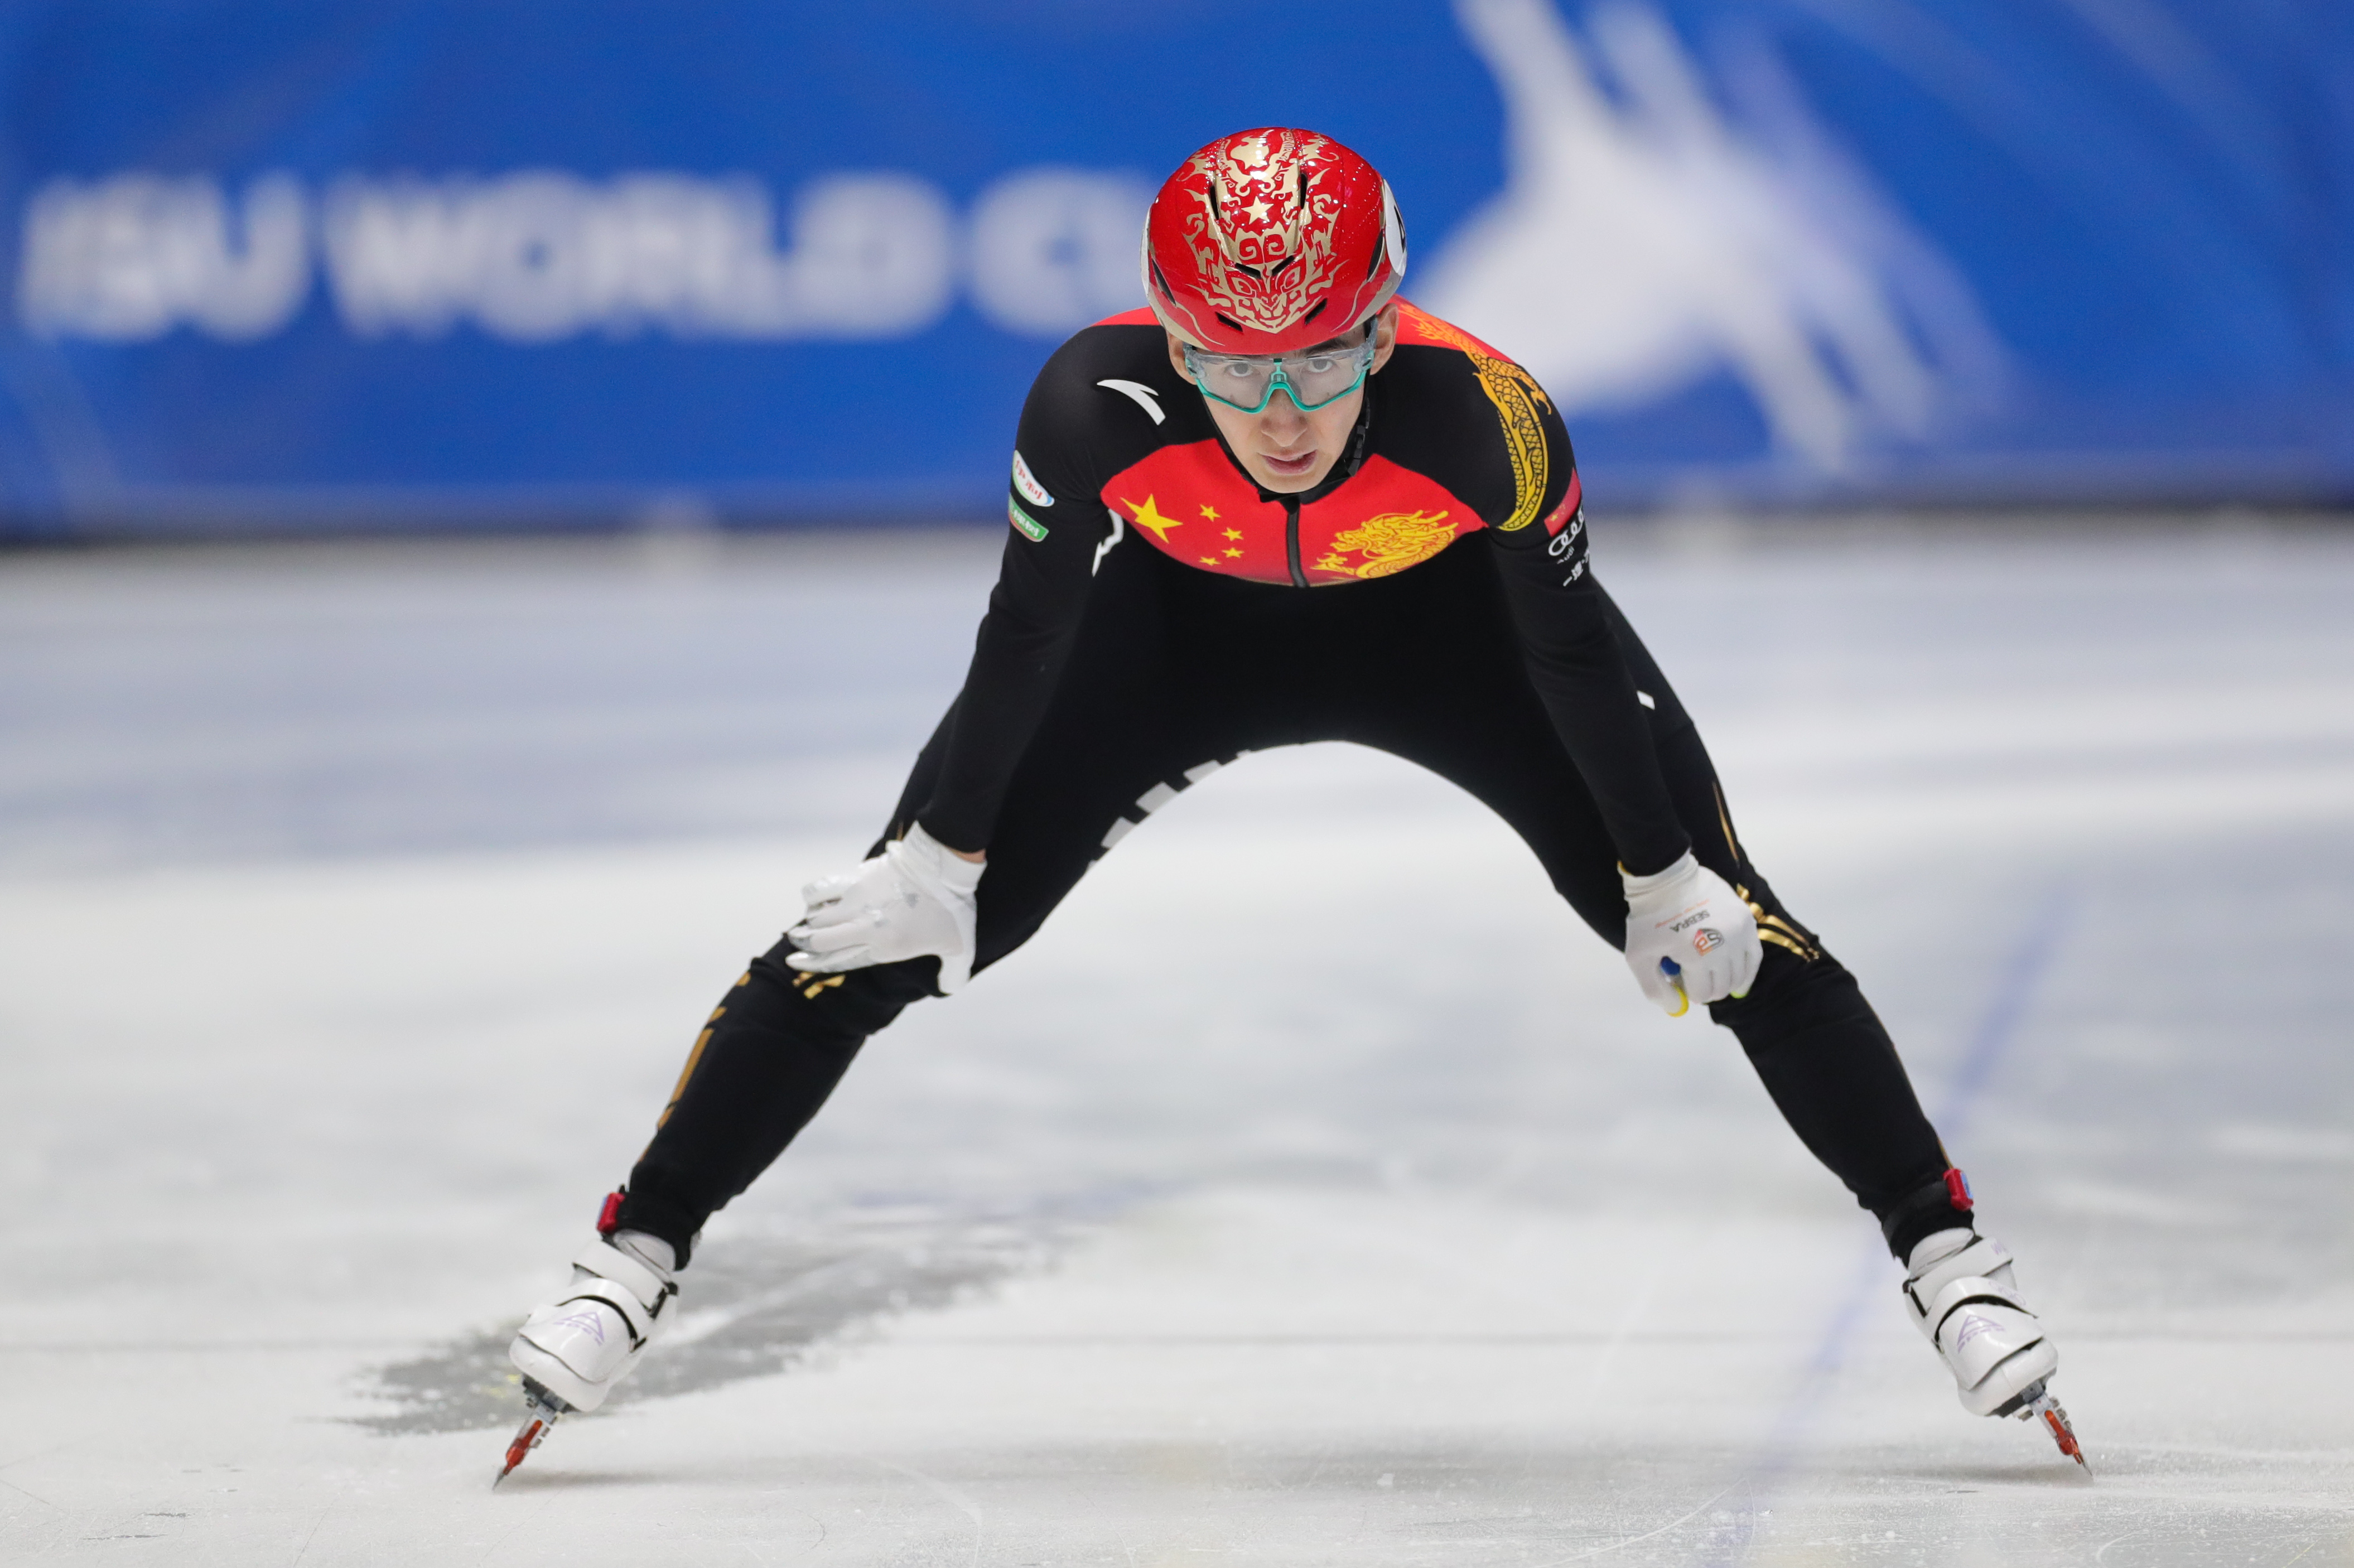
[1314,509,1460,579]
[1399,305,1552,531]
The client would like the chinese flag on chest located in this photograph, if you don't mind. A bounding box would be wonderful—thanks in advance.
[1103,445,1483,586]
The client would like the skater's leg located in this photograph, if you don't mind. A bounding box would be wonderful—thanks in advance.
[515,863,979,1437]
[616,948,937,1262]
[1706,940,1959,1257]
[609,691,980,1261]
[1605,598,2071,1444]
[497,594,1264,1458]
[1316,551,1966,1258]
[1650,718,1966,1261]
[1300,548,2070,1449]
[620,547,1287,1258]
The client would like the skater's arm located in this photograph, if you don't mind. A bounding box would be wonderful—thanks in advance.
[914,348,1118,855]
[1379,331,1689,875]
[1492,533,1690,875]
[915,524,1097,853]
[1478,408,1689,876]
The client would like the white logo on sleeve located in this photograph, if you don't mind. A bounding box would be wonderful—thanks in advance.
[1011,450,1054,506]
[1096,378,1165,424]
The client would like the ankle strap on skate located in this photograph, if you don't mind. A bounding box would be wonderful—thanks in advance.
[561,1238,678,1348]
[1903,1233,2029,1339]
[1879,1170,1976,1258]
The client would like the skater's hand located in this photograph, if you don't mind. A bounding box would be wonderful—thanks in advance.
[1621,852,1761,1016]
[787,822,985,993]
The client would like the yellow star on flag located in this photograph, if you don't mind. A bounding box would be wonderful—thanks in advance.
[1222,528,1242,541]
[1200,504,1221,521]
[1122,494,1184,543]
[1223,548,1243,558]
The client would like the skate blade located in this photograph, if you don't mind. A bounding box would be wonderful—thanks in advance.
[493,1414,546,1488]
[2018,1383,2087,1470]
[493,1380,568,1488]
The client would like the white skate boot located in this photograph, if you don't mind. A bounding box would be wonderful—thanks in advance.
[1903,1227,2083,1465]
[495,1228,677,1484]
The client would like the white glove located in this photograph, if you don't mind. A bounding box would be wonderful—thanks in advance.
[1621,851,1762,1016]
[785,822,985,993]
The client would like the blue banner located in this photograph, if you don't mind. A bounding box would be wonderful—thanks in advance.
[1,0,2348,536]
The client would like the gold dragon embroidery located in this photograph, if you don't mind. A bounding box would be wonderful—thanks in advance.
[1314,509,1459,579]
[1398,303,1551,531]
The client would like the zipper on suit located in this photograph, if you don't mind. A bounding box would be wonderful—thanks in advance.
[1284,498,1307,588]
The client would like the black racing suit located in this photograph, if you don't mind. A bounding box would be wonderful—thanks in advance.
[615,304,1972,1265]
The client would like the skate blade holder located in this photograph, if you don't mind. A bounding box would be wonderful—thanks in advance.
[2011,1379,2087,1469]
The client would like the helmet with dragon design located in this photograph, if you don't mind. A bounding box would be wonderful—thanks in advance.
[1141,127,1406,355]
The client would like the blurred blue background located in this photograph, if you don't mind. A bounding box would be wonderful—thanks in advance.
[1,0,2348,538]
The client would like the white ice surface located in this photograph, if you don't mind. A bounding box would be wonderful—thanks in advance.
[3,519,2351,1565]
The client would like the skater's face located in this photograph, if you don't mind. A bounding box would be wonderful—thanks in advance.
[1169,304,1400,494]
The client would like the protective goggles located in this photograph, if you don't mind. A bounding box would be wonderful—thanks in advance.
[1181,328,1379,413]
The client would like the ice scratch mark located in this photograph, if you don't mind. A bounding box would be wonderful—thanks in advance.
[866,1456,984,1568]
[288,1502,332,1567]
[475,1495,553,1564]
[1525,1482,1738,1566]
[0,1474,62,1509]
[0,1446,65,1511]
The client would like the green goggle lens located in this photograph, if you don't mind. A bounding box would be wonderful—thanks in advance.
[1183,334,1378,414]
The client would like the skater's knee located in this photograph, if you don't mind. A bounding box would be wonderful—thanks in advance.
[746,942,939,1042]
[1708,943,1871,1050]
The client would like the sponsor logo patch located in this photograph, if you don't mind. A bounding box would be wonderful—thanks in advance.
[1011,450,1054,507]
[1007,496,1049,542]
[1543,470,1585,536]
[1546,505,1589,586]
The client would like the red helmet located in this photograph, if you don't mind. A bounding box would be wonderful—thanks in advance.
[1142,127,1406,354]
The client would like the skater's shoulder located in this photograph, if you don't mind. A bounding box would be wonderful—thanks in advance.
[1017,312,1213,490]
[1368,302,1570,534]
[1027,312,1190,415]
[1378,301,1551,423]
[1388,301,1522,365]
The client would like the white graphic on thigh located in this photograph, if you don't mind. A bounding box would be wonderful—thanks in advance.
[1093,755,1243,860]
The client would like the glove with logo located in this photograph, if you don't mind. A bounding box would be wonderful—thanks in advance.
[1622,851,1762,1016]
[786,823,986,995]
